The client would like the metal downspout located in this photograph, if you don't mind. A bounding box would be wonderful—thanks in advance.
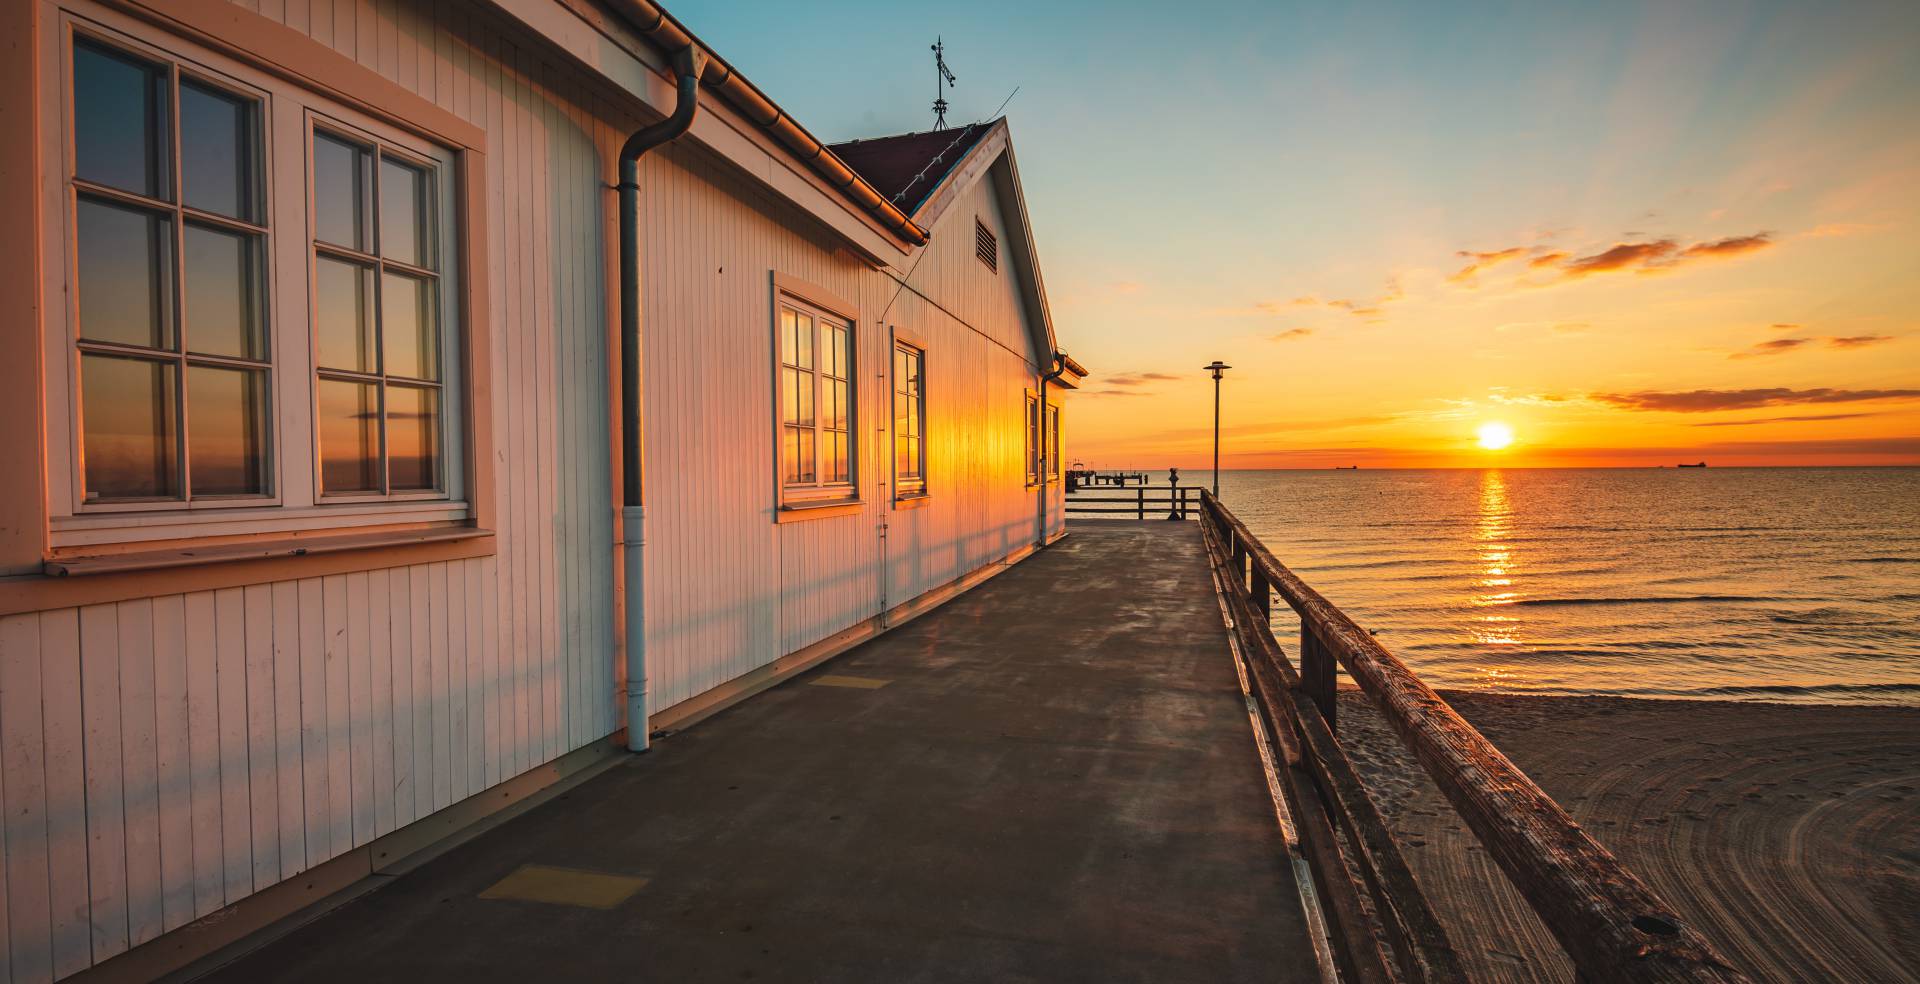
[619,46,704,752]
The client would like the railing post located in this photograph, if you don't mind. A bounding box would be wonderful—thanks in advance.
[1136,486,1144,520]
[1300,623,1337,728]
[1250,564,1271,621]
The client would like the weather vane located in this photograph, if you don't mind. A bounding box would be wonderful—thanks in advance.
[931,36,957,128]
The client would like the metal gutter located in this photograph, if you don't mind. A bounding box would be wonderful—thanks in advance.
[604,0,931,247]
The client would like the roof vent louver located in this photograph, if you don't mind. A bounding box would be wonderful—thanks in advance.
[975,219,998,273]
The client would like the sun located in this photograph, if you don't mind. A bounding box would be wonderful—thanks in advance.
[1477,422,1515,451]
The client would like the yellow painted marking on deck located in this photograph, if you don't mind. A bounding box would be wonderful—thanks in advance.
[478,864,648,909]
[810,674,891,690]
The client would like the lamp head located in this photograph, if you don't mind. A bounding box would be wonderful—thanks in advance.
[1203,360,1231,380]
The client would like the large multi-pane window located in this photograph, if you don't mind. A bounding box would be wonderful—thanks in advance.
[778,297,855,501]
[893,342,926,497]
[50,22,467,549]
[69,38,271,502]
[311,127,445,496]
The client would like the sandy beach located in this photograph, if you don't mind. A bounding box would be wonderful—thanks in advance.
[1339,690,1920,983]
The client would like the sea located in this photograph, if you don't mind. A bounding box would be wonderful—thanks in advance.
[1201,467,1920,705]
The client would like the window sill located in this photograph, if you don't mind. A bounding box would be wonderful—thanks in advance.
[893,493,932,511]
[775,500,864,524]
[46,526,493,577]
[2,527,495,618]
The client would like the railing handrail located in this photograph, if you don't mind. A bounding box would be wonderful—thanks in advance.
[1198,490,1748,983]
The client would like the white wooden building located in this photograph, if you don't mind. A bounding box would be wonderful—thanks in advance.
[0,1,1085,979]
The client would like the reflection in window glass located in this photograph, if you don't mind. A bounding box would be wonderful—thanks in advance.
[778,301,854,494]
[312,125,446,497]
[82,354,178,499]
[386,384,439,491]
[381,271,437,380]
[73,40,169,200]
[894,344,924,494]
[188,366,268,495]
[315,257,376,373]
[69,39,278,504]
[378,157,429,268]
[180,81,258,221]
[313,132,370,251]
[184,223,266,359]
[77,198,176,350]
[317,378,380,493]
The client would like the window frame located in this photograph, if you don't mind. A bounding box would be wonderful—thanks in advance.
[59,23,281,513]
[771,273,863,517]
[1023,389,1041,488]
[1045,400,1061,484]
[891,330,928,502]
[27,1,492,576]
[302,112,464,506]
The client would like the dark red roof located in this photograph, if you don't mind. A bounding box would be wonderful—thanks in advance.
[827,121,995,215]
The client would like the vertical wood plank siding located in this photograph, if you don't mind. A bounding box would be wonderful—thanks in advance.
[1,1,1061,979]
[639,146,1056,712]
[1,2,614,979]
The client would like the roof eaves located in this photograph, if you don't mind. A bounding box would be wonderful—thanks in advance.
[604,0,930,246]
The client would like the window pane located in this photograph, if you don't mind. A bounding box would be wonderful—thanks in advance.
[315,256,375,372]
[188,365,268,495]
[797,428,815,483]
[180,81,259,221]
[81,354,178,499]
[382,272,438,380]
[184,223,266,359]
[795,314,813,370]
[795,368,814,426]
[313,132,370,251]
[782,426,801,485]
[830,432,848,483]
[317,377,380,493]
[77,197,175,350]
[387,384,439,490]
[378,156,430,268]
[73,40,169,200]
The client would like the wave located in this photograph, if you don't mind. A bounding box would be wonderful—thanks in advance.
[1772,608,1902,627]
[1507,594,1786,607]
[1850,557,1920,564]
[1679,682,1920,700]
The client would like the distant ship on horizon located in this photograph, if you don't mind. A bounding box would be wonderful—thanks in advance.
[1678,461,1708,468]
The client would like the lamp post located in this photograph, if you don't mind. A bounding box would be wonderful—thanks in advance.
[1203,361,1230,497]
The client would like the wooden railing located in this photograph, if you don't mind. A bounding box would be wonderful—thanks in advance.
[1063,485,1207,520]
[1196,491,1748,984]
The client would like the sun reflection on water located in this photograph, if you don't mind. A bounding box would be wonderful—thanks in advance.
[1470,470,1523,648]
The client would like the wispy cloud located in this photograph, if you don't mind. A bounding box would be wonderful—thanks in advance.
[1270,328,1314,341]
[1731,334,1895,358]
[1826,335,1894,349]
[1562,239,1680,276]
[1678,233,1774,259]
[1102,371,1179,387]
[1110,281,1144,295]
[1447,247,1531,285]
[1770,323,1800,330]
[1455,230,1776,284]
[1693,412,1879,427]
[1078,388,1155,398]
[1730,337,1813,359]
[1592,387,1920,412]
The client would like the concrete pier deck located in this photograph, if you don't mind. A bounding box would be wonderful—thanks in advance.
[198,521,1316,983]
